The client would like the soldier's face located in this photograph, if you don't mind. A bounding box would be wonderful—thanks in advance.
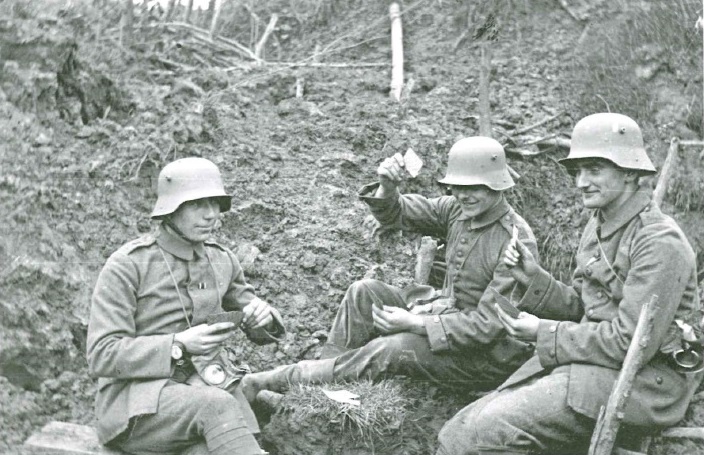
[574,159,633,216]
[170,198,220,242]
[451,185,502,218]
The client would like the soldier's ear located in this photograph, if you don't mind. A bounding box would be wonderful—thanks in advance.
[624,170,638,184]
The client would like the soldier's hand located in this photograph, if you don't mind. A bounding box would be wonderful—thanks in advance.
[409,303,433,315]
[495,304,540,342]
[175,323,235,355]
[503,239,540,286]
[376,153,405,194]
[242,297,274,330]
[372,305,426,335]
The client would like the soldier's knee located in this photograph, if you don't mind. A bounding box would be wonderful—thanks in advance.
[192,387,240,420]
[347,278,382,295]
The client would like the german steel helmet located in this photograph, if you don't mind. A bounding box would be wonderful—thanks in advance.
[151,157,231,218]
[559,113,656,174]
[438,137,515,190]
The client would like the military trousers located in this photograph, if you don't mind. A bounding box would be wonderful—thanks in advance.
[436,367,597,455]
[112,380,263,455]
[318,279,519,390]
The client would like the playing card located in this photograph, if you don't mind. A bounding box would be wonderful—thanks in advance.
[489,287,521,319]
[510,225,519,250]
[403,148,423,178]
[207,311,245,328]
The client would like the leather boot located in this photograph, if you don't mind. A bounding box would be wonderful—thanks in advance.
[241,358,336,404]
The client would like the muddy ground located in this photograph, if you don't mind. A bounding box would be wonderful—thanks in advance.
[2,0,704,453]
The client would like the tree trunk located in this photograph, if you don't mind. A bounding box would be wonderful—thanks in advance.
[184,0,195,23]
[164,0,177,22]
[120,0,133,47]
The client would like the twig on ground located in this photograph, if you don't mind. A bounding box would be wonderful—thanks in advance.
[557,0,588,22]
[514,111,566,135]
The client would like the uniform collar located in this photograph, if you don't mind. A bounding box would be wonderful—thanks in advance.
[156,224,205,260]
[458,196,511,229]
[597,190,652,238]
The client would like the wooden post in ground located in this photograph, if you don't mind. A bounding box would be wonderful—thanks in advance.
[209,0,223,38]
[389,3,404,102]
[653,137,680,206]
[587,295,658,455]
[478,42,492,137]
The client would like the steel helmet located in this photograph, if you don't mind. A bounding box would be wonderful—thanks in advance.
[437,137,515,190]
[559,113,656,174]
[151,157,231,218]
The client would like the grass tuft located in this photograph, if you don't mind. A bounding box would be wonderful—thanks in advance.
[277,379,411,443]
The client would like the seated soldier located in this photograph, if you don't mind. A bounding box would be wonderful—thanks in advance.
[241,137,539,398]
[437,113,704,455]
[87,157,285,455]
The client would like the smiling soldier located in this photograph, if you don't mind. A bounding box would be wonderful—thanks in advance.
[241,137,538,399]
[87,157,284,455]
[436,113,703,455]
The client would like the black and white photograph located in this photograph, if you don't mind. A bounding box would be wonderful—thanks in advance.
[2,0,704,454]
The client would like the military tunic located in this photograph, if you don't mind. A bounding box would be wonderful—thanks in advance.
[87,225,284,448]
[318,183,539,387]
[437,191,702,454]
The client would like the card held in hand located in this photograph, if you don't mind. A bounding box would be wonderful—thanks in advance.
[207,311,245,328]
[403,148,423,178]
[489,287,521,319]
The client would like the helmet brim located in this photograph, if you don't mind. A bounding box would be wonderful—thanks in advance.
[151,193,232,218]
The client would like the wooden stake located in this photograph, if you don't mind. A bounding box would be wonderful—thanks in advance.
[587,295,658,455]
[389,3,404,102]
[415,237,437,285]
[295,77,305,98]
[254,14,279,61]
[653,137,679,206]
[209,0,223,38]
[478,42,492,136]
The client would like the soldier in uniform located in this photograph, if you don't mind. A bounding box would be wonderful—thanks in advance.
[87,157,285,455]
[436,113,703,455]
[241,137,538,399]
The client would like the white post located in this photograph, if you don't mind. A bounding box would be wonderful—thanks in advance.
[389,3,403,102]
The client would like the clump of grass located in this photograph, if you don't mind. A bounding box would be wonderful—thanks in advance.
[277,379,410,444]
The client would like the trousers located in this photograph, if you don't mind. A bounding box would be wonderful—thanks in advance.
[113,380,262,455]
[436,367,596,455]
[319,279,520,390]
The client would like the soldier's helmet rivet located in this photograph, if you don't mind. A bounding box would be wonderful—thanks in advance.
[619,127,626,134]
[165,175,172,182]
[491,154,497,161]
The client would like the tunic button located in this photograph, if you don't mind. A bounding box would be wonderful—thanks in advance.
[456,261,462,268]
[585,268,593,277]
[593,252,601,259]
[549,350,556,358]
[587,309,594,316]
[549,325,557,333]
[441,336,447,343]
[457,251,463,257]
[434,316,441,323]
[533,289,541,296]
[656,376,663,385]
[461,238,467,244]
[596,291,604,298]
